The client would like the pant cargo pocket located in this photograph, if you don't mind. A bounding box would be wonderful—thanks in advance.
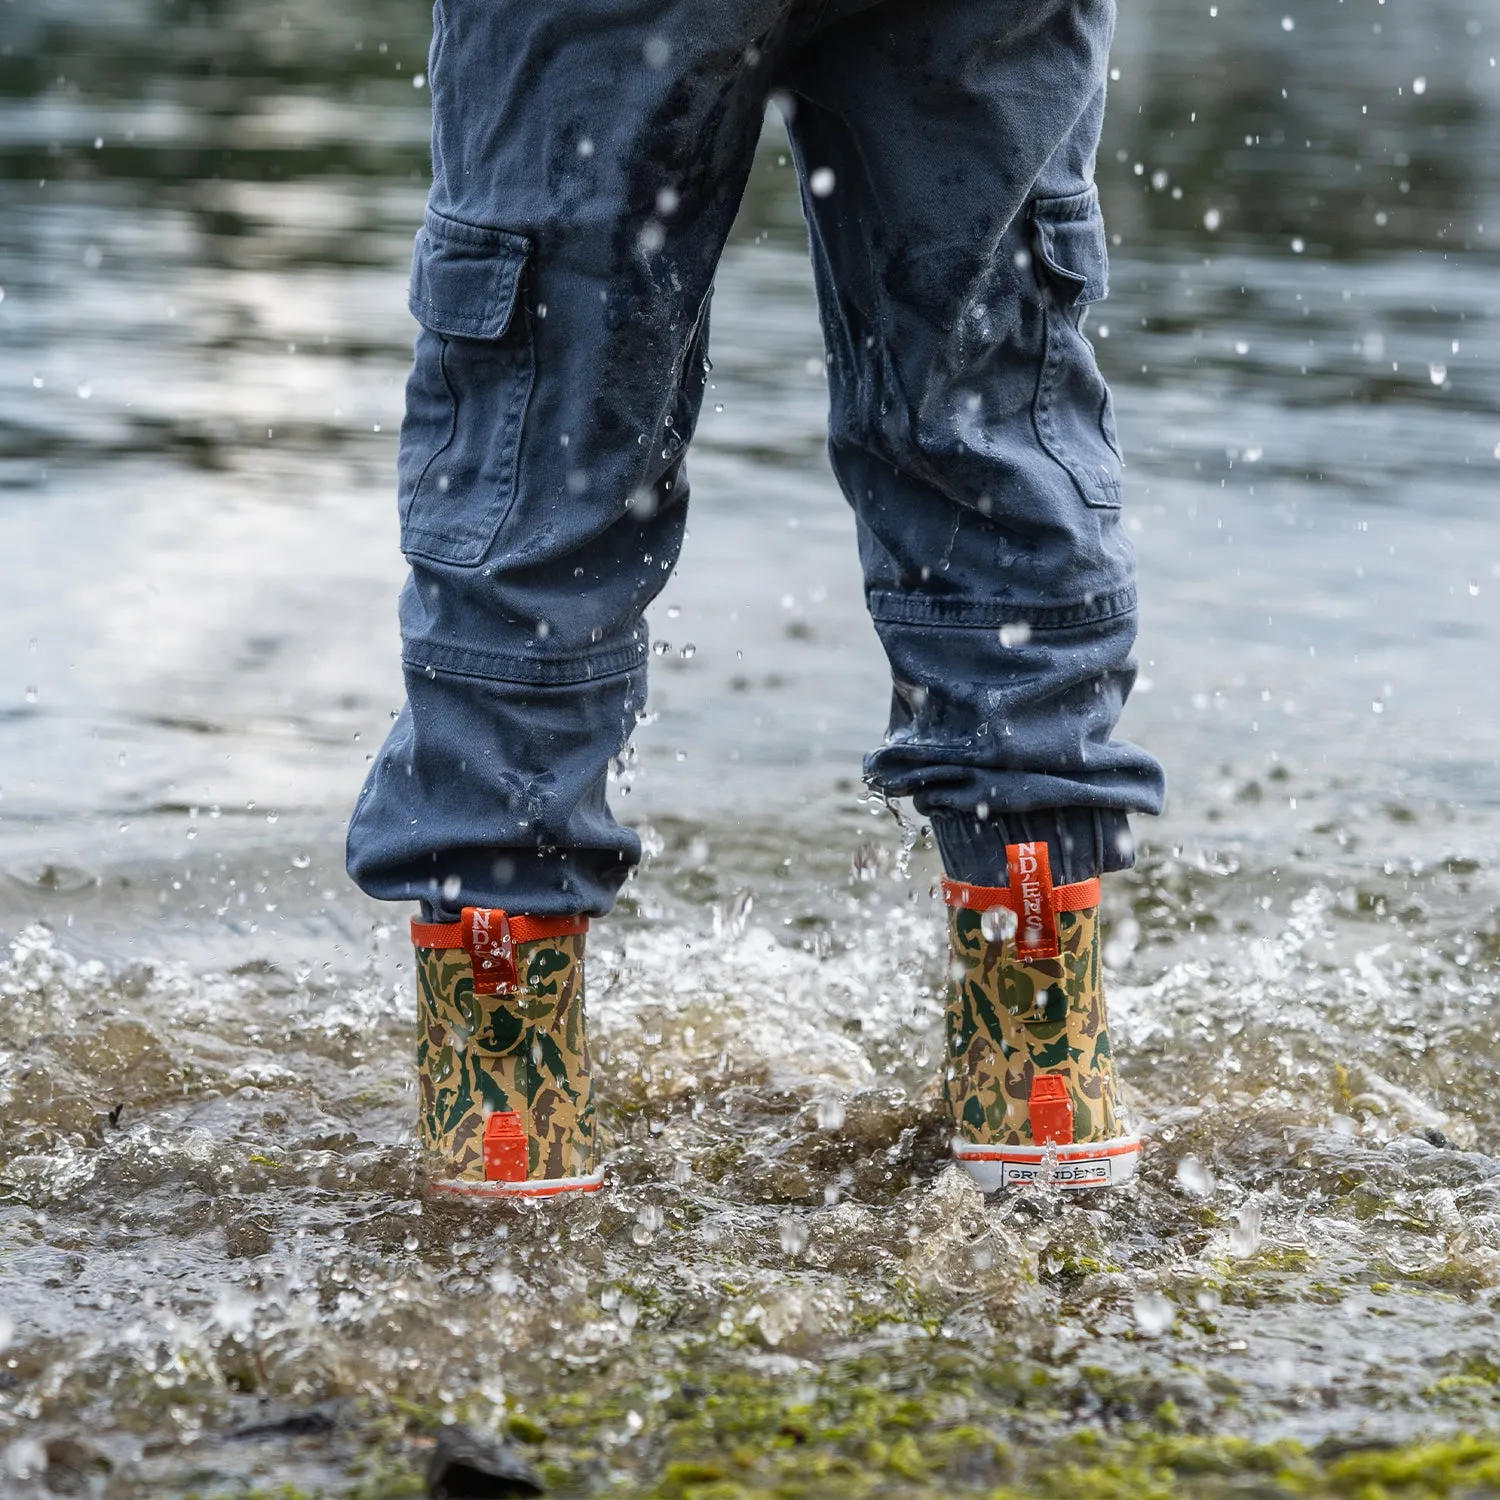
[398,211,535,565]
[1031,188,1123,509]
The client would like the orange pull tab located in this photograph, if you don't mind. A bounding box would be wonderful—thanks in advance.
[461,907,519,995]
[1007,841,1059,961]
[483,1110,530,1182]
[1029,1074,1074,1145]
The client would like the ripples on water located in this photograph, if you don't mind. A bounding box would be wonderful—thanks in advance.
[3,1,1500,1494]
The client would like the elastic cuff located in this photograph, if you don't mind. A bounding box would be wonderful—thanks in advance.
[929,807,1135,886]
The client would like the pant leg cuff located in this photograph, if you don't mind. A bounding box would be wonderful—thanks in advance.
[929,807,1135,886]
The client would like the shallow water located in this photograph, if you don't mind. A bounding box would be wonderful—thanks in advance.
[4,0,1500,1494]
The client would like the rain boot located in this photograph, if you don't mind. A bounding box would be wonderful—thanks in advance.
[943,842,1140,1190]
[412,908,603,1197]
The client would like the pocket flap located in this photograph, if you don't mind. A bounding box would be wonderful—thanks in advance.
[408,211,531,339]
[1032,189,1109,305]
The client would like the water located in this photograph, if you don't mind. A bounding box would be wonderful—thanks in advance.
[4,0,1500,1493]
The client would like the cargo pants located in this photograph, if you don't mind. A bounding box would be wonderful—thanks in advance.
[347,0,1166,918]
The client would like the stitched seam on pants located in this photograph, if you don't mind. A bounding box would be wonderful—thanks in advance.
[1035,307,1122,509]
[402,331,535,565]
[866,585,1137,630]
[404,635,647,686]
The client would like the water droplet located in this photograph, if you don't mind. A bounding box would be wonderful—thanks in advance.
[816,1097,846,1131]
[1132,1291,1175,1335]
[632,1204,664,1247]
[779,1217,809,1256]
[980,906,1018,944]
[1175,1154,1215,1197]
[3,1437,48,1480]
[442,874,463,903]
[1204,207,1222,231]
[809,167,836,197]
[713,889,754,941]
[1429,363,1447,385]
[998,622,1032,648]
[1228,1202,1264,1257]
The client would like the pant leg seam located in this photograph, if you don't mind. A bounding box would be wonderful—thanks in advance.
[404,631,647,686]
[866,585,1137,631]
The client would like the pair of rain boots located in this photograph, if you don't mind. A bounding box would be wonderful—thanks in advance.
[413,841,1137,1197]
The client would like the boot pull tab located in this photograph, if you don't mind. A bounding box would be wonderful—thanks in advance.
[1006,841,1059,960]
[461,907,520,995]
[1029,1074,1075,1145]
[483,1110,529,1182]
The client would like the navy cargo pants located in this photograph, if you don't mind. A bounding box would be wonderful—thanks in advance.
[347,0,1166,918]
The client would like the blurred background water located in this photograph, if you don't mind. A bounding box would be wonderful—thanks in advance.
[3,2,1500,1495]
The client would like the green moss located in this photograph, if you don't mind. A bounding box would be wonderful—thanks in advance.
[1458,1354,1500,1385]
[1327,1434,1500,1494]
[505,1411,548,1445]
[493,1357,1500,1500]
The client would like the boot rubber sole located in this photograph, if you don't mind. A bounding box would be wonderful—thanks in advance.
[426,1168,606,1200]
[952,1135,1141,1191]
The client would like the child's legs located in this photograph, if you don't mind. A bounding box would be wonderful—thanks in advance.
[347,1,786,918]
[783,0,1165,883]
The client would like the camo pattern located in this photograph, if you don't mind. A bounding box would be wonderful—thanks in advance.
[415,932,595,1181]
[944,903,1122,1146]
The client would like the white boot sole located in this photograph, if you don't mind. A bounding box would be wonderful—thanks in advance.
[427,1168,606,1200]
[952,1135,1141,1191]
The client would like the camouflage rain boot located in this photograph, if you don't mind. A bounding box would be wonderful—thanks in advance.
[942,842,1140,1190]
[412,907,603,1197]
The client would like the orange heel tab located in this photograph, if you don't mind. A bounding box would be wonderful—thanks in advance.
[483,1110,529,1182]
[409,908,589,995]
[1029,1075,1075,1146]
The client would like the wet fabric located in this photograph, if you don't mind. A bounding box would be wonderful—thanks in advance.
[346,0,1166,917]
